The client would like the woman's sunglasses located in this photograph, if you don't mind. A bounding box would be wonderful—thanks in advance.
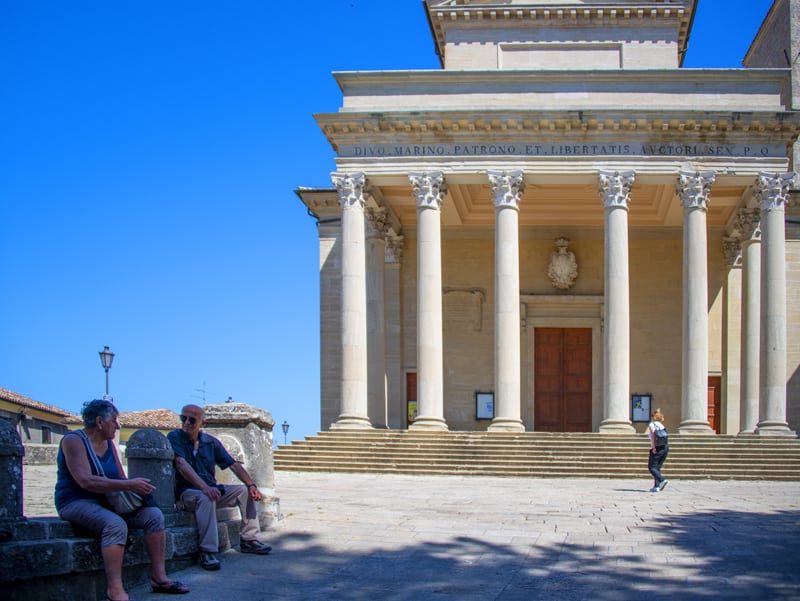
[179,414,198,425]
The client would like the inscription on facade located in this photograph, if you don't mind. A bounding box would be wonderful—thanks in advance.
[343,143,781,159]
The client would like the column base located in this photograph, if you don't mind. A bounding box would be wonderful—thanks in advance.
[678,420,714,434]
[330,415,373,430]
[408,416,449,431]
[756,421,797,437]
[598,419,635,434]
[487,418,525,432]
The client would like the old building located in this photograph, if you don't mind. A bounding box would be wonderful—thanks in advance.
[297,0,800,436]
[0,387,76,444]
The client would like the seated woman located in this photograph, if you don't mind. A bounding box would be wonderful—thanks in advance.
[55,399,189,601]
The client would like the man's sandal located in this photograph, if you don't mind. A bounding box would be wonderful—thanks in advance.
[150,579,190,595]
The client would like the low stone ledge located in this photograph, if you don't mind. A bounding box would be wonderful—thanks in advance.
[0,498,280,600]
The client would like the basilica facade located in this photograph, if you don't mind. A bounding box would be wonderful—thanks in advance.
[297,0,800,436]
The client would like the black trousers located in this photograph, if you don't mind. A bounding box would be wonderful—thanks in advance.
[648,446,669,485]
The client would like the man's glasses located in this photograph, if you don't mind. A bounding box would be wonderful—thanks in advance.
[179,415,197,425]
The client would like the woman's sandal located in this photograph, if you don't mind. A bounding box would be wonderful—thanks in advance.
[150,579,190,595]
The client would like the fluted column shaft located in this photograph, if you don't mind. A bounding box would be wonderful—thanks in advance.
[756,172,795,435]
[409,172,448,431]
[330,172,372,429]
[678,171,715,433]
[738,209,761,433]
[488,171,525,432]
[598,171,635,433]
[366,207,389,428]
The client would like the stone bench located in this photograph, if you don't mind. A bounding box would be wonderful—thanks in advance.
[0,403,279,601]
[0,505,279,601]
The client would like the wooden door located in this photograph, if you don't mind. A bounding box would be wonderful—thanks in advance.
[708,375,721,433]
[534,328,592,432]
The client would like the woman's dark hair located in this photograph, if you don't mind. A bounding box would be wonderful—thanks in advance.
[81,399,118,428]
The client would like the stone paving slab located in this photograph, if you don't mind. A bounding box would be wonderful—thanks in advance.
[22,467,800,600]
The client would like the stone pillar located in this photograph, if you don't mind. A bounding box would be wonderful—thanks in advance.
[125,428,176,514]
[722,236,742,435]
[756,172,795,436]
[737,208,761,433]
[409,171,449,431]
[331,172,372,429]
[366,207,389,428]
[0,419,24,521]
[677,170,715,434]
[203,402,277,526]
[316,197,343,432]
[598,170,636,434]
[488,170,525,432]
[385,236,405,429]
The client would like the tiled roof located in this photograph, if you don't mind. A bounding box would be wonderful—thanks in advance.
[0,387,78,420]
[118,409,181,430]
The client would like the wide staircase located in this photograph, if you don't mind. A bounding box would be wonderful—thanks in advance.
[274,430,800,480]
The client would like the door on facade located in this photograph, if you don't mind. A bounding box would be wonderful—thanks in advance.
[708,375,721,433]
[406,372,417,428]
[534,328,592,432]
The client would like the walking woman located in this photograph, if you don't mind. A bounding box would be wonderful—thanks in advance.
[648,408,669,492]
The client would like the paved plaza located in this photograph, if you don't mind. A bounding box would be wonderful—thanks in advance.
[23,466,800,600]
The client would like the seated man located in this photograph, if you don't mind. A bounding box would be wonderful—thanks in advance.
[167,404,272,571]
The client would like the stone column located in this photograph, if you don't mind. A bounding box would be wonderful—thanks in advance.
[721,236,742,435]
[598,170,635,434]
[203,402,279,527]
[385,236,405,429]
[331,172,372,429]
[0,419,23,521]
[756,172,795,436]
[677,170,715,434]
[409,171,449,431]
[737,208,761,433]
[488,170,525,432]
[366,207,389,428]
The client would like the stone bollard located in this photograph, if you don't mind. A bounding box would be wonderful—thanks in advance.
[203,402,275,494]
[0,419,25,523]
[125,428,176,514]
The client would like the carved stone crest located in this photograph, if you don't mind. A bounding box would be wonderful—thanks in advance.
[547,237,578,290]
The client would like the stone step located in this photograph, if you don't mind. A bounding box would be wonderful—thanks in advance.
[274,431,800,480]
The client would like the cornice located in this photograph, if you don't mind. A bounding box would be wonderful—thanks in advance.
[333,68,791,89]
[316,110,800,139]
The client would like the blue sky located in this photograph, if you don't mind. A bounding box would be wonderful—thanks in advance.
[0,0,776,444]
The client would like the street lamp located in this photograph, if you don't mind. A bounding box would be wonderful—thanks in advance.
[281,420,289,445]
[98,346,115,397]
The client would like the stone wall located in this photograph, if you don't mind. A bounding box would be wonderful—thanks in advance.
[0,404,280,601]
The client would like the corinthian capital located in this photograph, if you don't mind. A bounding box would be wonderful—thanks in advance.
[385,235,404,264]
[677,170,715,211]
[365,207,389,240]
[331,172,368,210]
[737,208,761,241]
[488,170,525,210]
[409,172,447,210]
[598,170,635,209]
[722,237,742,268]
[756,172,794,213]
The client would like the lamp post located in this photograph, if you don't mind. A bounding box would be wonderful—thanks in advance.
[98,346,115,398]
[281,420,289,445]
